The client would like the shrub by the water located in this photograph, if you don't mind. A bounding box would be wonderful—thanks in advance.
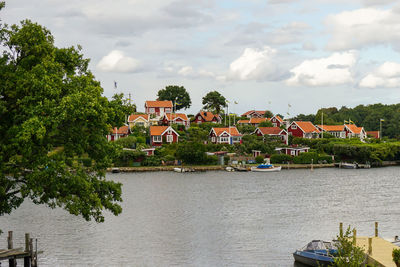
[255,155,264,164]
[270,154,292,164]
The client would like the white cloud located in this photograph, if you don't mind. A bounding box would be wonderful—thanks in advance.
[325,7,400,51]
[96,50,140,73]
[359,62,400,88]
[226,46,285,81]
[287,51,357,86]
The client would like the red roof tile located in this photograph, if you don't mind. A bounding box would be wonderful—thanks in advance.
[241,110,266,117]
[345,124,363,134]
[128,114,149,122]
[294,121,320,133]
[198,111,220,122]
[257,127,284,135]
[165,113,189,121]
[212,127,242,137]
[111,125,129,134]
[237,119,250,124]
[145,100,173,108]
[150,126,169,136]
[316,125,344,131]
[249,117,267,124]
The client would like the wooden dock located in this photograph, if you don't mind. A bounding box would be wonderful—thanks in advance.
[356,236,398,267]
[0,231,39,267]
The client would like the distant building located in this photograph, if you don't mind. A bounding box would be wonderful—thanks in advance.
[253,127,288,144]
[145,100,173,116]
[366,131,380,139]
[288,121,320,139]
[149,126,179,146]
[108,125,130,141]
[127,114,150,129]
[275,146,310,156]
[316,125,346,138]
[160,113,190,128]
[344,124,367,140]
[269,115,284,127]
[241,110,266,118]
[193,111,222,124]
[209,127,242,144]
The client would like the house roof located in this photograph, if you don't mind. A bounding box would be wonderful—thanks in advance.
[128,114,149,122]
[366,131,380,139]
[241,110,266,117]
[272,115,284,123]
[256,127,285,135]
[249,117,267,124]
[212,127,242,137]
[345,124,364,134]
[293,121,320,133]
[197,111,220,122]
[145,100,173,108]
[237,119,250,124]
[111,125,129,135]
[165,113,189,121]
[316,125,344,132]
[150,126,179,136]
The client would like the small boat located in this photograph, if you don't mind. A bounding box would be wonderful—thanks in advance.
[250,164,281,172]
[234,166,248,172]
[293,240,337,266]
[174,167,194,173]
[340,162,358,169]
[111,167,120,173]
[225,166,235,172]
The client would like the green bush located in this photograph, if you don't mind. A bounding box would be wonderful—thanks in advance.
[113,150,145,167]
[318,154,333,163]
[204,155,218,165]
[176,142,207,164]
[270,154,292,163]
[293,152,319,164]
[393,248,400,265]
[142,156,162,166]
[113,136,137,148]
[79,158,92,167]
[255,155,264,164]
[163,154,176,162]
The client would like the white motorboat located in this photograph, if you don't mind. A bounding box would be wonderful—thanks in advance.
[251,164,281,172]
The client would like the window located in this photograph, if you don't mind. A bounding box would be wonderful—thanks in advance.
[136,122,144,126]
[291,125,297,129]
[166,135,173,142]
[273,123,277,127]
[153,135,162,142]
[291,150,296,156]
[220,137,229,143]
[211,137,216,142]
[149,108,155,113]
[165,108,171,113]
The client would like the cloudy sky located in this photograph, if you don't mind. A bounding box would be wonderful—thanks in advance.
[3,0,400,116]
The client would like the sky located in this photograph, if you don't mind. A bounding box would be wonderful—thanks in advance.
[2,0,400,117]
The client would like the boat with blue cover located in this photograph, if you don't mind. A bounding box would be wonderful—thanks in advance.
[293,240,337,266]
[250,164,281,172]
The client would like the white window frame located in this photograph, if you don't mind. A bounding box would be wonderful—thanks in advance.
[291,125,297,129]
[220,137,229,143]
[211,136,216,142]
[153,135,162,142]
[273,123,277,127]
[291,150,296,156]
[149,108,155,113]
[166,135,173,143]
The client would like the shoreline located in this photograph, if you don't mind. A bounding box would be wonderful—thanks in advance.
[107,161,399,172]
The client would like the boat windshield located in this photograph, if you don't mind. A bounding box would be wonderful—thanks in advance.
[305,240,333,251]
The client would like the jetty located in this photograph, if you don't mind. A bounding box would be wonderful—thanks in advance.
[0,231,39,267]
[340,222,399,267]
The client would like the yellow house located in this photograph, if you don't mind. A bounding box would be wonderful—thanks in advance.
[128,114,150,129]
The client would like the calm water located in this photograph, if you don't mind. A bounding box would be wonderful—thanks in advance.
[1,167,400,266]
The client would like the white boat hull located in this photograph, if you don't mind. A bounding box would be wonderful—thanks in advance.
[251,166,281,172]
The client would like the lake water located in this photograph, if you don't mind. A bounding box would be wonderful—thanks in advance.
[1,167,400,266]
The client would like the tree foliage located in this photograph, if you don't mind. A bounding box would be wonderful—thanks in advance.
[264,110,273,118]
[157,85,191,111]
[0,15,126,222]
[202,91,227,114]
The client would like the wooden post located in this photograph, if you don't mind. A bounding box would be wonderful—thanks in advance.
[353,229,357,245]
[368,237,372,255]
[30,238,34,266]
[375,222,378,237]
[8,231,16,267]
[25,233,31,267]
[339,222,343,238]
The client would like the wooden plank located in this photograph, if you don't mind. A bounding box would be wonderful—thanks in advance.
[356,236,397,267]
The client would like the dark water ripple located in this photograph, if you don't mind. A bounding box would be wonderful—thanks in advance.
[1,167,400,266]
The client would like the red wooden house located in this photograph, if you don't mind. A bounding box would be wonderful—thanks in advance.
[149,126,179,146]
[145,101,173,116]
[209,127,242,144]
[275,146,310,156]
[253,127,288,144]
[269,115,284,127]
[160,113,190,128]
[108,125,130,141]
[344,124,367,140]
[288,121,320,139]
[366,131,380,139]
[193,111,222,124]
[241,110,266,118]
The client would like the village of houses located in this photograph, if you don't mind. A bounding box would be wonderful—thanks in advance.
[107,99,377,159]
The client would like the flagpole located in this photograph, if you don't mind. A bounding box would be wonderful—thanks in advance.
[321,111,324,139]
[380,119,382,140]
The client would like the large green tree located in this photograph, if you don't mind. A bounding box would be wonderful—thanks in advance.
[202,91,227,114]
[157,85,191,111]
[0,9,130,222]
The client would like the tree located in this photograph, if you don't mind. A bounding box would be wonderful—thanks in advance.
[264,110,273,118]
[258,121,273,127]
[0,13,126,222]
[202,91,227,114]
[157,85,191,111]
[176,142,207,164]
